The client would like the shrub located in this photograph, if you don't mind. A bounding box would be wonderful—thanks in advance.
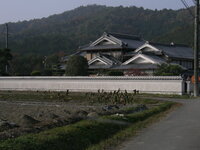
[106,70,124,76]
[31,70,41,76]
[42,69,53,76]
[154,64,184,76]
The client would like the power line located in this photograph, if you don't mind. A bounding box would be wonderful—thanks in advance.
[184,0,190,7]
[194,0,199,97]
[181,0,195,18]
[180,0,199,96]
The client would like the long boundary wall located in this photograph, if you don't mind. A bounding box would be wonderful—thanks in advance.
[0,76,185,95]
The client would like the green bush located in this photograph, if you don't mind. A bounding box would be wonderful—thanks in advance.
[106,70,124,76]
[154,64,184,76]
[30,70,41,76]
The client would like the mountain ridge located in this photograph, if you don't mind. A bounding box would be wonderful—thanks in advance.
[0,5,194,55]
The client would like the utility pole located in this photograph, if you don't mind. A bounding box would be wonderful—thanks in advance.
[5,23,8,49]
[5,23,8,74]
[194,0,200,97]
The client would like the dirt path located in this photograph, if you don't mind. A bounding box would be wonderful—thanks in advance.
[119,99,200,150]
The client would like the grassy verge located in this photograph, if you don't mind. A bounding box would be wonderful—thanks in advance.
[137,93,192,99]
[0,101,177,150]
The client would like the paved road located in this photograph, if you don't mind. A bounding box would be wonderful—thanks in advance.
[119,99,200,150]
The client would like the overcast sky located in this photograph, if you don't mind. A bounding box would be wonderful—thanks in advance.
[0,0,194,24]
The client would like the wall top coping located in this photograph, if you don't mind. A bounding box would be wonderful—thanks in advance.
[0,76,183,81]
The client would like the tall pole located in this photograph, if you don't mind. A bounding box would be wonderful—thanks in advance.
[5,23,9,74]
[194,0,199,97]
[5,23,8,49]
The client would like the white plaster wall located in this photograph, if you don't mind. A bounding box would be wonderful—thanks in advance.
[0,76,184,95]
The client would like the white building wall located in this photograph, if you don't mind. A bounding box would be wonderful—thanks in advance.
[0,76,184,95]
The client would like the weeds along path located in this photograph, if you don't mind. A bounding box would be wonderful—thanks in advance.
[119,98,200,150]
[0,100,95,108]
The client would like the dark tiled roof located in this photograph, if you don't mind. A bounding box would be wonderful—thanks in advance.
[108,32,142,41]
[81,44,122,51]
[61,51,86,62]
[145,55,166,63]
[119,38,145,49]
[114,64,158,70]
[124,51,137,57]
[100,54,121,64]
[78,44,90,49]
[150,43,193,60]
[80,32,193,60]
[108,32,145,49]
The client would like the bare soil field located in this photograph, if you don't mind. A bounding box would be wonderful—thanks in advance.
[0,91,151,141]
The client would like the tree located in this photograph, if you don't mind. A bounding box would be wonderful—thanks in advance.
[11,53,43,76]
[0,48,12,76]
[106,70,124,76]
[65,55,88,76]
[154,64,184,76]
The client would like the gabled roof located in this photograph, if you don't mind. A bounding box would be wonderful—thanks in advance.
[90,33,123,46]
[80,32,145,51]
[79,32,193,60]
[88,56,112,66]
[88,53,121,66]
[134,42,193,60]
[122,54,165,65]
[135,42,162,54]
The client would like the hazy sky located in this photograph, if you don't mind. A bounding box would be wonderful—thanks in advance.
[0,0,194,24]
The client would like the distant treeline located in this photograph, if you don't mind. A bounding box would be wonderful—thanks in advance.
[0,5,195,75]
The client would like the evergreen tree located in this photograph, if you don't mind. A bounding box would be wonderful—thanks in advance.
[0,48,12,76]
[65,56,88,76]
[154,64,184,76]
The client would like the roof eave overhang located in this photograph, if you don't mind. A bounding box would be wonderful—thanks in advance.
[80,47,128,51]
[164,55,194,61]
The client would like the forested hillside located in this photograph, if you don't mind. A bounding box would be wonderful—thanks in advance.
[0,5,194,75]
[0,5,194,55]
